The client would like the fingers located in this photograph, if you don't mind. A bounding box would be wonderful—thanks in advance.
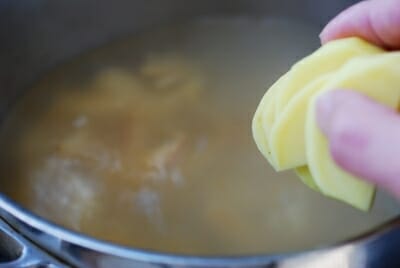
[316,90,400,197]
[320,0,400,49]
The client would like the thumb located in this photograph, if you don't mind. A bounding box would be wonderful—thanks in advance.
[320,0,400,49]
[316,90,400,197]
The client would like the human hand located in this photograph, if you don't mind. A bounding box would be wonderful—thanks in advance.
[317,0,400,197]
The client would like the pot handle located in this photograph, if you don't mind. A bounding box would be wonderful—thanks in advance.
[0,217,68,268]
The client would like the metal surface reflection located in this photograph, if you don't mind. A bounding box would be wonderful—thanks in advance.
[1,194,400,267]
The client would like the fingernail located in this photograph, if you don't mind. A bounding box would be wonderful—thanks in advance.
[316,91,336,135]
[319,28,329,44]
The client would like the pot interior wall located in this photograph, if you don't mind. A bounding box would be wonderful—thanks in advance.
[0,0,358,117]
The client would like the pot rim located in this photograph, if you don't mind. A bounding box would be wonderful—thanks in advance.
[0,193,399,266]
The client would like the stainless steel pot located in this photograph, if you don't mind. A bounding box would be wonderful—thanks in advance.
[1,1,400,267]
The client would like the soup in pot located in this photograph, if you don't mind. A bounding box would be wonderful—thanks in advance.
[0,17,398,255]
